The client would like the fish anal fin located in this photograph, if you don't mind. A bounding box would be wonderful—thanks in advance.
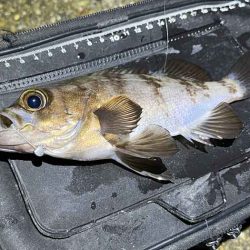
[189,102,243,144]
[115,125,178,158]
[116,152,173,182]
[94,96,142,135]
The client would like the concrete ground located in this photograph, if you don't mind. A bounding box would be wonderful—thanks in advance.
[220,225,250,250]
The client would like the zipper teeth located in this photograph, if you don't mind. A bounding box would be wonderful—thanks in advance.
[0,1,244,64]
[0,1,246,90]
[0,41,166,94]
[0,21,222,94]
[15,0,153,35]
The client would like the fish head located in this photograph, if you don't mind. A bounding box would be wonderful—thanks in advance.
[0,85,89,154]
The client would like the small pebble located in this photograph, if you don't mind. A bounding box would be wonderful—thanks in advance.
[14,14,20,21]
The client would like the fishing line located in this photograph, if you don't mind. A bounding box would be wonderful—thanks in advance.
[9,124,44,155]
[163,0,169,71]
[9,123,53,157]
[10,124,61,157]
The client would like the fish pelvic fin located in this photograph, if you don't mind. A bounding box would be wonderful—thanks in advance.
[185,102,243,144]
[115,152,174,182]
[226,51,250,99]
[115,125,179,158]
[108,125,178,181]
[94,95,142,135]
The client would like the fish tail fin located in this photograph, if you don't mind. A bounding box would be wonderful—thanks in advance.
[226,51,250,99]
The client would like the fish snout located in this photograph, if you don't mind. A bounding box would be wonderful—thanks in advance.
[0,111,34,152]
[0,112,14,130]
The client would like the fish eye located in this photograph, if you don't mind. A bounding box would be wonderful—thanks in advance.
[27,95,42,109]
[20,89,47,111]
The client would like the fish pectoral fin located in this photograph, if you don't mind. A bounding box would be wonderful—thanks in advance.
[164,59,211,82]
[116,152,174,182]
[94,95,142,135]
[189,102,243,143]
[115,125,179,158]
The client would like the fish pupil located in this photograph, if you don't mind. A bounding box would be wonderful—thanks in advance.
[27,95,42,109]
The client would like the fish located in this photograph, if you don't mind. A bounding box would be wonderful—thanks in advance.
[0,52,249,181]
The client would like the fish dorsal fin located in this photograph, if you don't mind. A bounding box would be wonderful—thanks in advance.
[91,55,211,82]
[164,59,211,82]
[115,125,178,158]
[115,152,173,181]
[94,96,142,135]
[188,102,243,144]
[92,54,167,76]
[94,67,149,76]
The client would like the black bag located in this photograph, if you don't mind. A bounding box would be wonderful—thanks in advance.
[0,1,250,249]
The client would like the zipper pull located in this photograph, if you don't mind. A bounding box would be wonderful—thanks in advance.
[0,30,17,49]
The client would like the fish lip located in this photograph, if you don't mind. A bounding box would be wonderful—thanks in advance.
[0,143,31,153]
[0,142,27,147]
[0,146,22,152]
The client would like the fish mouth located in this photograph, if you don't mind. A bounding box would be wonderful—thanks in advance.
[0,112,27,149]
[0,113,14,129]
[0,112,35,155]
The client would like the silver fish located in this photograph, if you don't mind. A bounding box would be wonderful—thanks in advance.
[0,53,249,181]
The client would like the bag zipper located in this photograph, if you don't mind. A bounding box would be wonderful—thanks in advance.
[0,21,223,94]
[0,0,248,94]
